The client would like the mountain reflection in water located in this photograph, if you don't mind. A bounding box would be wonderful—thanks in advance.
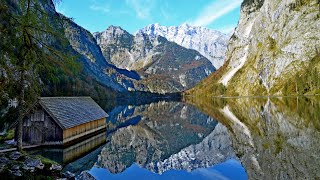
[50,96,319,180]
[64,100,246,179]
[187,96,320,180]
[97,101,237,175]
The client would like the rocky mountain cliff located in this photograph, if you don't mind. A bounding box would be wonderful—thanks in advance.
[139,23,229,69]
[188,0,320,96]
[93,26,215,93]
[2,0,216,96]
[63,18,140,92]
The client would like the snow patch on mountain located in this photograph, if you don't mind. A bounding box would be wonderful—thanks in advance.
[139,23,229,69]
[220,45,249,86]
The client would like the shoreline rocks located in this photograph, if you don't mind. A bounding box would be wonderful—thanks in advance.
[0,151,67,179]
[77,171,96,180]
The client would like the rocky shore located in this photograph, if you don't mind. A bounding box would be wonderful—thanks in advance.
[0,151,77,179]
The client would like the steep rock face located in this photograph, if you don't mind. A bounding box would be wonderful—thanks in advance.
[225,0,320,95]
[94,26,215,93]
[93,26,159,70]
[192,0,320,96]
[63,20,141,92]
[139,23,229,69]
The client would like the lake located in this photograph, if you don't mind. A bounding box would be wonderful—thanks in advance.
[35,96,320,179]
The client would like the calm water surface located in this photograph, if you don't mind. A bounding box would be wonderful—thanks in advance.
[39,96,320,179]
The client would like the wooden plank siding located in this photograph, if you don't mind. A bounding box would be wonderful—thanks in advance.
[23,110,106,145]
[23,108,63,145]
[63,118,106,144]
[23,97,108,146]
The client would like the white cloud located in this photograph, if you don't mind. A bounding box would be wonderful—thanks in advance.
[90,4,110,13]
[190,0,242,27]
[160,4,170,20]
[89,0,110,14]
[125,0,154,19]
[216,24,237,34]
[161,9,169,20]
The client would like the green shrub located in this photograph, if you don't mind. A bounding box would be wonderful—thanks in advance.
[0,129,14,142]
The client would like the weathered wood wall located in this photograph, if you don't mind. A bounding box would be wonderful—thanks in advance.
[23,108,63,145]
[63,118,106,144]
[23,107,106,145]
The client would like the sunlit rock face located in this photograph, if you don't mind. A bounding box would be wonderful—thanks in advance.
[191,96,320,179]
[139,23,229,69]
[224,0,320,95]
[93,26,215,93]
[194,0,320,96]
[96,101,236,174]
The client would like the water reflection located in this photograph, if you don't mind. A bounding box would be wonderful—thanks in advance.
[97,101,238,176]
[31,132,106,164]
[28,100,245,179]
[188,96,320,179]
[25,96,320,179]
[90,159,246,180]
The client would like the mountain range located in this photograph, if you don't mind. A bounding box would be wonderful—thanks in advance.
[3,0,317,100]
[63,18,140,92]
[65,0,320,96]
[1,0,228,98]
[93,26,216,93]
[139,23,229,69]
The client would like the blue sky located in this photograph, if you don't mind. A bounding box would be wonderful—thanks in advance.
[55,0,241,34]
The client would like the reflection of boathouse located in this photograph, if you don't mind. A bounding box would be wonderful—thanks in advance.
[23,97,108,145]
[31,132,106,164]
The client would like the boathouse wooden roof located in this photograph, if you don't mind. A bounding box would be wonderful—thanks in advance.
[38,97,108,130]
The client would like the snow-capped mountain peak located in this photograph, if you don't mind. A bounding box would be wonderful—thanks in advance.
[138,23,229,69]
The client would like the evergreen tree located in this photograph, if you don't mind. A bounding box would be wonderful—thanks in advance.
[0,0,79,151]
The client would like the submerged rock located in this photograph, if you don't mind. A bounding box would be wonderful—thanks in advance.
[50,164,62,171]
[22,164,35,172]
[0,156,8,164]
[24,158,44,170]
[62,171,75,179]
[11,165,19,171]
[9,165,24,177]
[10,169,22,177]
[77,171,96,180]
[9,151,21,160]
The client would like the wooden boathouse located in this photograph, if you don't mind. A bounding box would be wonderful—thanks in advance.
[22,97,108,145]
